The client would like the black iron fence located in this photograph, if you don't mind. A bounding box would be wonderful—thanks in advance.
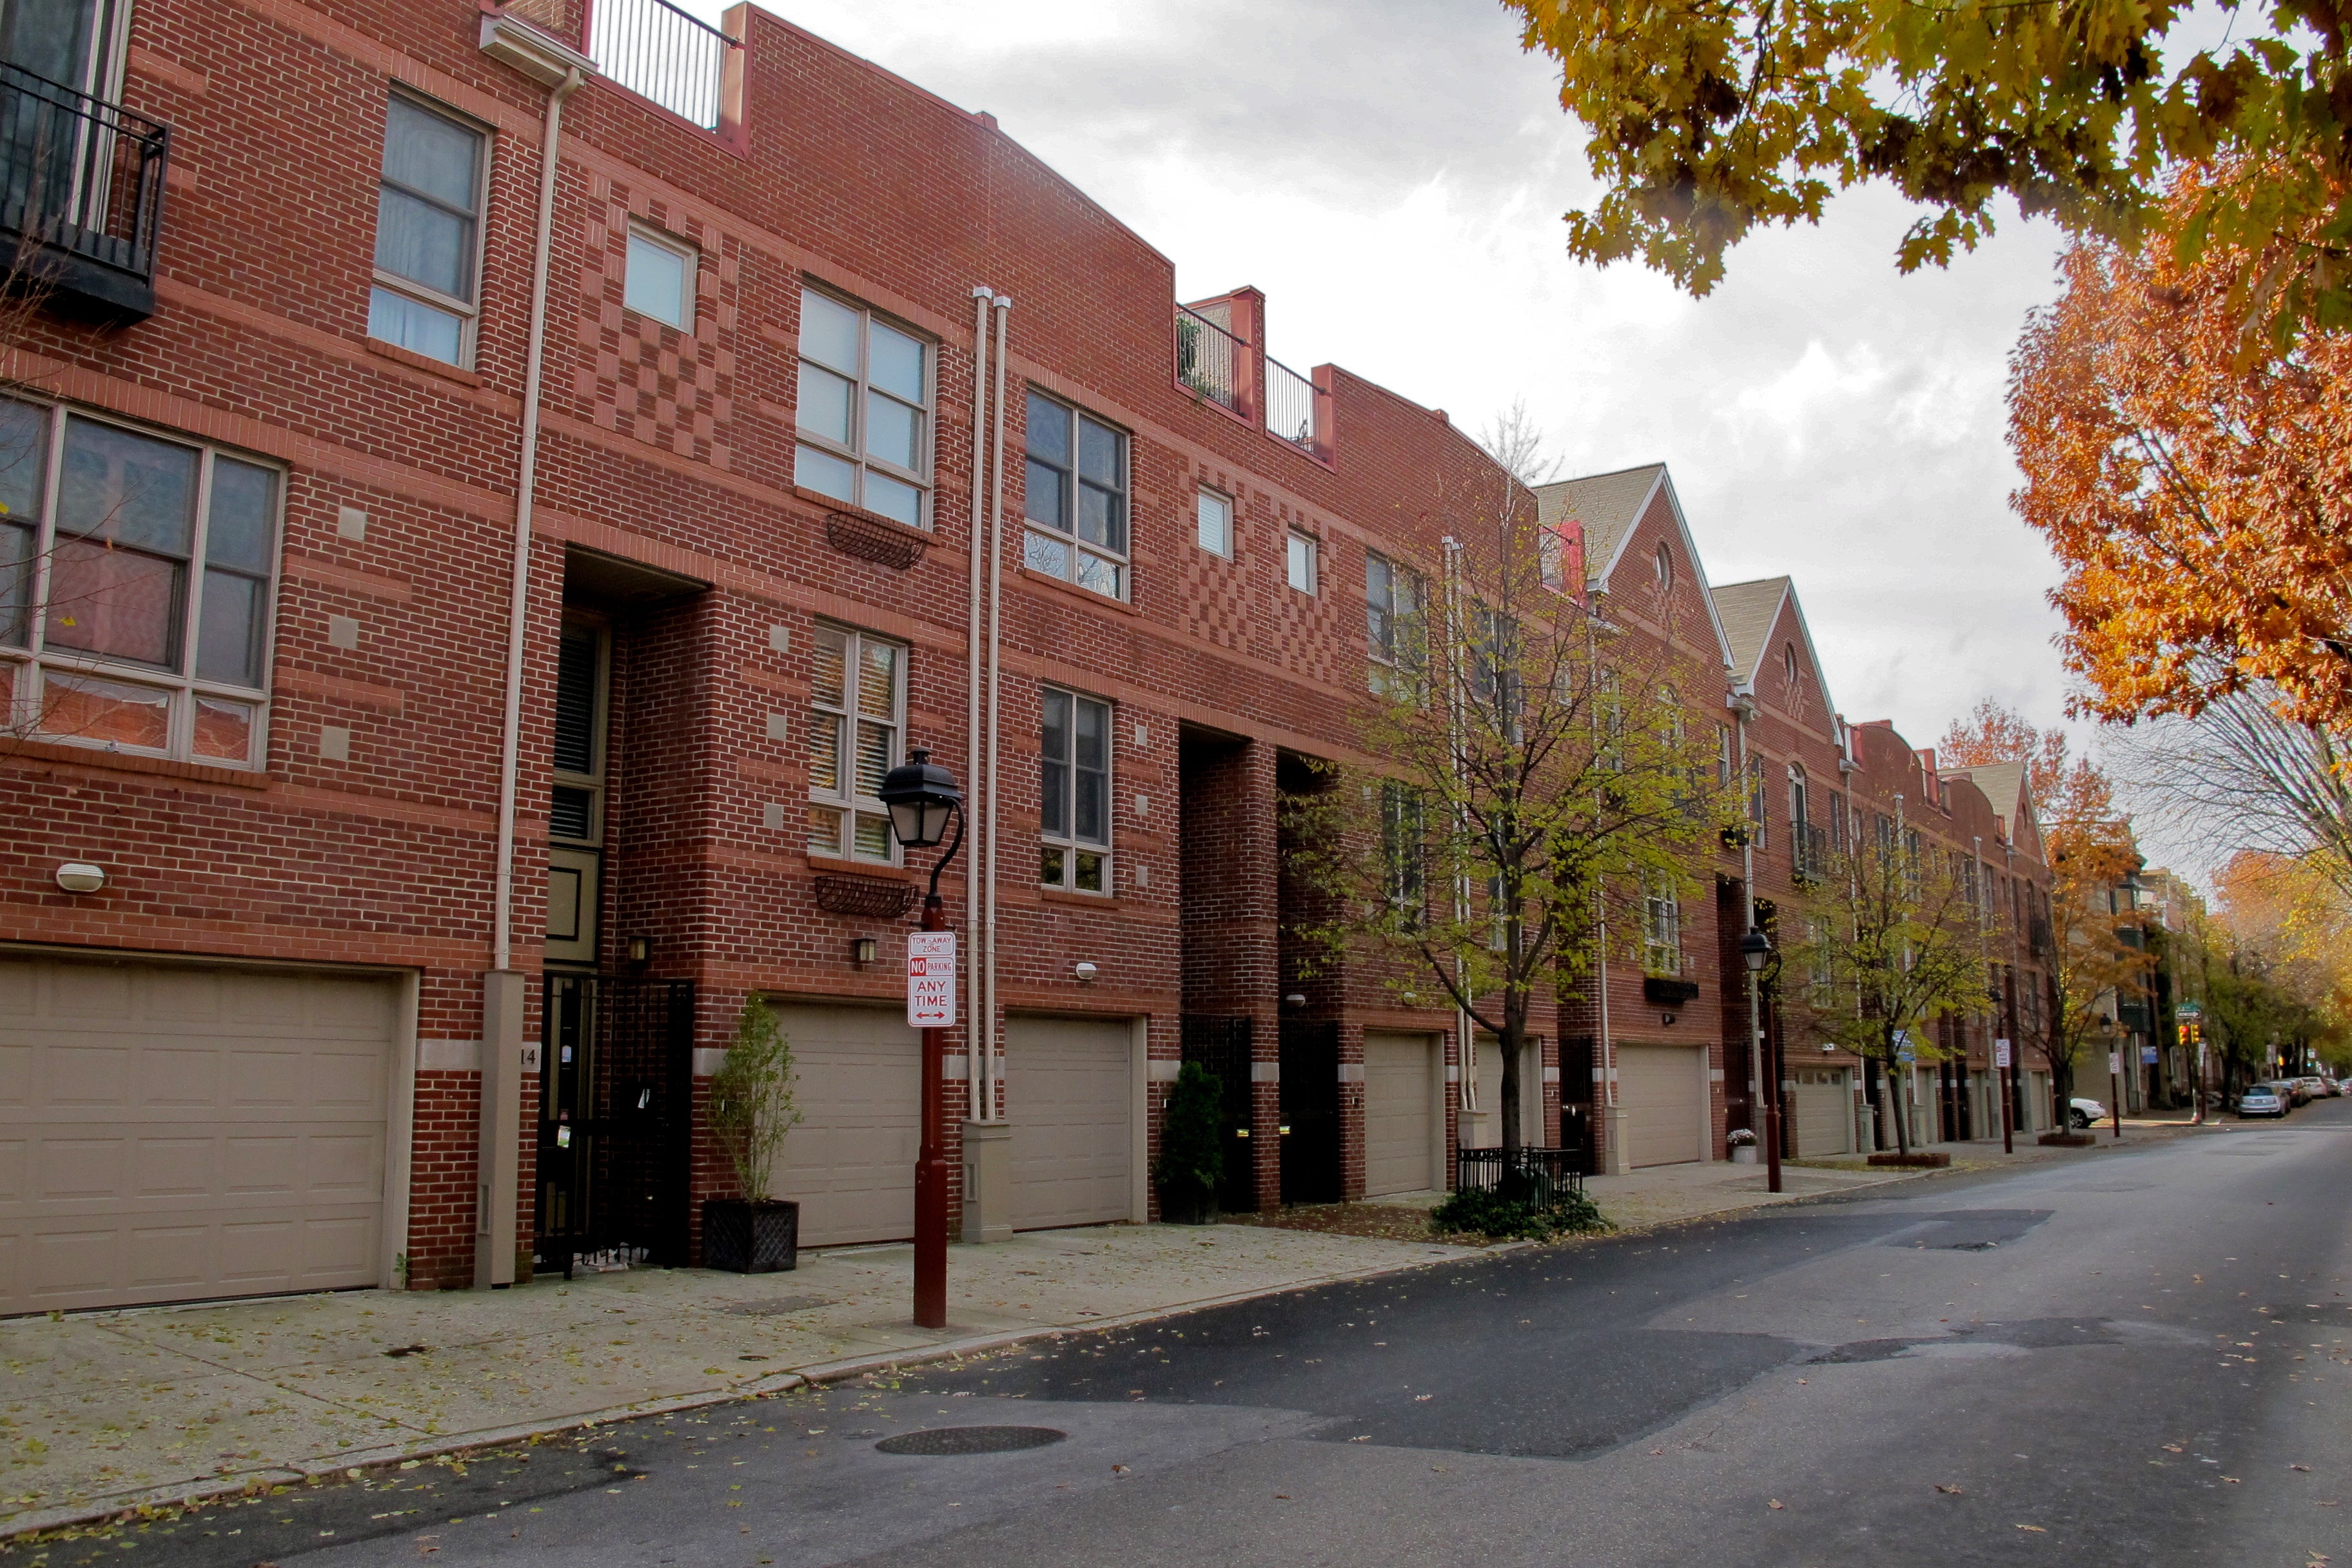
[1455,1144,1585,1205]
[0,62,168,317]
[538,974,696,1278]
[1264,353,1319,453]
[1175,302,1242,413]
[1180,1014,1258,1213]
[589,0,734,130]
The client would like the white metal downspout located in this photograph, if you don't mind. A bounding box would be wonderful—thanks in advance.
[491,65,585,973]
[963,288,991,1104]
[981,294,1011,1120]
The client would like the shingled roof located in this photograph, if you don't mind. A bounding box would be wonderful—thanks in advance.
[1533,464,1663,587]
[1710,576,1788,687]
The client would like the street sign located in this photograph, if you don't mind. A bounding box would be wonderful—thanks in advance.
[2176,1001,2202,1019]
[1895,1030,1915,1064]
[2108,1051,2122,1075]
[906,931,957,1028]
[2141,1045,2159,1064]
[1995,1039,2012,1068]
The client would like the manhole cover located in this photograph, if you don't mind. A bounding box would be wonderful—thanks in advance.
[874,1426,1067,1456]
[721,1296,828,1316]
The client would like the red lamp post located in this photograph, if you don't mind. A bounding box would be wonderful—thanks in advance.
[1740,927,1779,1194]
[879,747,965,1331]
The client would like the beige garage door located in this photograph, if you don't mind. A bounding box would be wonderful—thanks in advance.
[1620,1044,1704,1167]
[770,1004,920,1248]
[1363,1031,1437,1197]
[0,955,396,1315]
[1791,1068,1853,1157]
[1007,1015,1132,1230]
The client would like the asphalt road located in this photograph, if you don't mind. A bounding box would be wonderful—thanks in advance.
[50,1104,2352,1568]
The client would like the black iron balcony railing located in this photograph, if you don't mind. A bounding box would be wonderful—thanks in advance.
[1265,352,1320,454]
[0,61,168,320]
[1175,302,1242,413]
[589,0,735,131]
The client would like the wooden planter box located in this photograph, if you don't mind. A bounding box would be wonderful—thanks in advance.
[2037,1132,2097,1147]
[702,1199,799,1272]
[1866,1151,1951,1168]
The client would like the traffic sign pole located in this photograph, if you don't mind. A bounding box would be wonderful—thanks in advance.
[908,921,957,1329]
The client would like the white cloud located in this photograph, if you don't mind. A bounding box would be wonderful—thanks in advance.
[680,0,2082,751]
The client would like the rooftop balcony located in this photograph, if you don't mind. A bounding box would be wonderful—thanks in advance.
[0,62,169,321]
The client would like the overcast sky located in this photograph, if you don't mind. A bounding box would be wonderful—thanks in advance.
[689,0,2079,757]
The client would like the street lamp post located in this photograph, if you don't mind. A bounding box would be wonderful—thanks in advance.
[1740,927,1778,1194]
[878,748,965,1331]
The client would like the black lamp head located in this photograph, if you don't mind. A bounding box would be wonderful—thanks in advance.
[877,747,963,848]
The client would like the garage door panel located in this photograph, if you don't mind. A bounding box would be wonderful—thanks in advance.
[1008,1017,1132,1231]
[1,957,397,1314]
[770,1004,921,1249]
[1363,1032,1436,1198]
[1620,1045,1704,1168]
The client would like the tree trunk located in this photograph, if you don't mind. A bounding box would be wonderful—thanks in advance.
[1498,1010,1524,1154]
[1888,1036,1912,1159]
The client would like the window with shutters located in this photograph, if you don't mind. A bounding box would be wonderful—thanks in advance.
[1040,685,1112,892]
[551,621,607,845]
[807,624,905,863]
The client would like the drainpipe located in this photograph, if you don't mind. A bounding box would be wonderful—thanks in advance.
[981,294,1011,1121]
[963,287,991,1107]
[479,57,585,1293]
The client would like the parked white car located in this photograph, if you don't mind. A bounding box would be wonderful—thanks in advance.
[2068,1097,2108,1130]
[2237,1084,2288,1118]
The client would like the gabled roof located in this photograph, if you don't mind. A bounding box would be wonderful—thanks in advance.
[1955,761,2039,853]
[1710,576,1788,687]
[1534,462,1735,672]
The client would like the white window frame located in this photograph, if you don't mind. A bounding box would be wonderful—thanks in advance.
[1195,485,1233,558]
[1654,542,1674,590]
[1365,548,1424,689]
[1643,879,1681,975]
[794,286,934,528]
[1286,530,1318,594]
[0,400,283,770]
[1039,684,1113,894]
[1022,391,1130,601]
[369,90,489,368]
[623,223,697,333]
[806,623,906,865]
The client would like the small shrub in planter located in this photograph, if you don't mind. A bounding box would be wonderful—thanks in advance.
[1727,1127,1759,1164]
[1865,1150,1952,1168]
[1154,1062,1224,1224]
[2037,1131,2097,1147]
[1431,1183,1611,1241]
[703,997,804,1273]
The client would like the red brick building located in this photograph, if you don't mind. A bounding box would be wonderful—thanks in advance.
[0,0,2053,1313]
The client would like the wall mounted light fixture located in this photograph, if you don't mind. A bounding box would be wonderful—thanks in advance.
[626,935,652,965]
[54,862,106,894]
[851,936,877,967]
[1073,961,1098,982]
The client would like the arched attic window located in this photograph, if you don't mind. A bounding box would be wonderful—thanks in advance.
[1654,543,1674,591]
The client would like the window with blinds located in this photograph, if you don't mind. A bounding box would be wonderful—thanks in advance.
[807,624,905,863]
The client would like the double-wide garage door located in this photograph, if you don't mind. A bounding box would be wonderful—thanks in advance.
[1,954,397,1315]
[1619,1044,1705,1168]
[768,1005,1134,1246]
[1362,1031,1438,1197]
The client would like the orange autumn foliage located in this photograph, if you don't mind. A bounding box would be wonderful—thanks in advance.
[2008,171,2352,736]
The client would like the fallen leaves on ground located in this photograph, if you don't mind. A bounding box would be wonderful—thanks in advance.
[1767,1500,1785,1510]
[1222,1204,1515,1248]
[1935,1484,1964,1494]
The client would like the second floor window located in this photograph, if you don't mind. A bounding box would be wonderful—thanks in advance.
[1643,880,1681,975]
[1040,686,1111,892]
[796,289,930,528]
[1024,393,1128,599]
[369,93,485,366]
[1380,779,1425,926]
[1,400,280,769]
[1365,549,1424,689]
[807,624,904,863]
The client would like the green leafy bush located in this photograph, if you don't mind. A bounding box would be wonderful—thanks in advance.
[710,997,801,1204]
[1431,1183,1610,1241]
[1153,1061,1225,1222]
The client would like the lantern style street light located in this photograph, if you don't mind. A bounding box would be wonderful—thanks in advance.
[1739,926,1779,1193]
[877,748,965,1329]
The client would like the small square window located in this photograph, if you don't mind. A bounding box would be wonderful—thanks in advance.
[1196,488,1231,557]
[1286,531,1317,594]
[625,227,695,331]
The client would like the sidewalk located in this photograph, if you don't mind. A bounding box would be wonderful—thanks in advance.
[0,1222,1474,1536]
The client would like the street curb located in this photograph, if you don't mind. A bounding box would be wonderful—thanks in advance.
[1,1239,1488,1543]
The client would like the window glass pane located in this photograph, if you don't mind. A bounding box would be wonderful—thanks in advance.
[806,804,843,856]
[1025,393,1069,464]
[1077,553,1121,599]
[46,538,182,667]
[866,392,919,470]
[1074,697,1106,771]
[1077,418,1121,487]
[207,459,276,573]
[1040,845,1065,887]
[811,627,847,709]
[863,470,922,527]
[383,97,480,211]
[794,444,856,504]
[550,785,594,840]
[1023,458,1065,531]
[807,712,843,796]
[1075,769,1104,844]
[799,290,860,375]
[1078,482,1122,551]
[796,362,853,445]
[1023,531,1068,578]
[1287,533,1315,593]
[1197,491,1229,555]
[191,696,253,763]
[1041,757,1068,836]
[1041,689,1069,835]
[1074,851,1103,892]
[38,668,170,750]
[855,720,892,799]
[59,419,195,555]
[369,288,464,362]
[867,321,923,402]
[0,397,44,522]
[625,232,690,328]
[375,186,473,300]
[852,812,892,860]
[553,631,600,775]
[857,640,898,721]
[0,518,29,645]
[195,568,264,687]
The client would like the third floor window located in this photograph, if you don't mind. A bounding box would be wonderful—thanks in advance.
[1024,392,1128,600]
[369,93,485,366]
[1365,549,1424,686]
[796,288,930,529]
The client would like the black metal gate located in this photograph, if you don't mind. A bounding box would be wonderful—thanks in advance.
[537,975,696,1278]
[1279,1019,1341,1206]
[1181,1014,1257,1213]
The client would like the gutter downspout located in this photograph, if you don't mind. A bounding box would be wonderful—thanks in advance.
[963,287,991,1106]
[479,61,583,1293]
[981,294,1010,1122]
